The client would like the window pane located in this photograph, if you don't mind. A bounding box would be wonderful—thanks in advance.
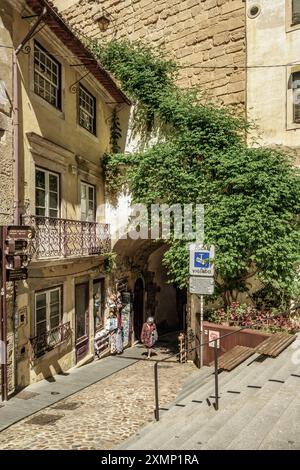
[293,72,300,123]
[50,290,59,304]
[50,303,59,318]
[49,191,58,209]
[36,307,47,324]
[36,169,45,189]
[34,43,60,108]
[88,187,94,202]
[293,0,300,24]
[81,184,87,199]
[49,209,58,218]
[49,174,58,192]
[50,315,60,329]
[36,293,46,309]
[36,320,47,337]
[36,188,45,207]
[36,207,46,217]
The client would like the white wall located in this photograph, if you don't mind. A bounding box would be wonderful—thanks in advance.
[246,0,300,155]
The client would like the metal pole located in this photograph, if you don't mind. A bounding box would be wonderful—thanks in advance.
[0,227,8,401]
[154,362,159,421]
[200,294,204,368]
[214,339,219,411]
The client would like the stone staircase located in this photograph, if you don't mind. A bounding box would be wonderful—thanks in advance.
[118,336,300,450]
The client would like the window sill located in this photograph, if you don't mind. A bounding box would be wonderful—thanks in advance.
[286,22,300,33]
[286,122,300,131]
[76,123,99,143]
[30,91,65,120]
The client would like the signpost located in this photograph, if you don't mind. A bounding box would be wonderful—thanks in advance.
[189,244,215,368]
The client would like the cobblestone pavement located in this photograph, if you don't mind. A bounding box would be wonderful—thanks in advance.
[0,343,195,450]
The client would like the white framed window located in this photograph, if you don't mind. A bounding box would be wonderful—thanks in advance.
[78,84,96,135]
[35,287,62,338]
[292,0,300,25]
[35,167,59,218]
[292,71,300,123]
[80,182,96,222]
[34,42,61,109]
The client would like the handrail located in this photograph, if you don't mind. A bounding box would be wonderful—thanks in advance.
[153,320,267,421]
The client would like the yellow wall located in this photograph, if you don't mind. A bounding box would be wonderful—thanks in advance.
[11,9,129,388]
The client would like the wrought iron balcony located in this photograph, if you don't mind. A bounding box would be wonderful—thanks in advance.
[22,215,111,259]
[30,321,72,360]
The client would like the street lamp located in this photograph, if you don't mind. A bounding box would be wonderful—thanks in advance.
[94,12,110,32]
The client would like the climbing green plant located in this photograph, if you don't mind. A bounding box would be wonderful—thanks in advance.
[109,107,122,154]
[91,39,300,306]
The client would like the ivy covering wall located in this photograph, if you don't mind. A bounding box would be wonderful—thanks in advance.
[91,40,300,307]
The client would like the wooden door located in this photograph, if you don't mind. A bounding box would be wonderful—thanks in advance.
[75,282,89,363]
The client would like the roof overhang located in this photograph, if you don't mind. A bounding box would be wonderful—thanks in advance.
[25,0,131,105]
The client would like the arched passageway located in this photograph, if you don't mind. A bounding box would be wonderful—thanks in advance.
[112,238,187,339]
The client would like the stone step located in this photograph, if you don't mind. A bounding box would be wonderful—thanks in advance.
[163,357,300,450]
[200,379,294,449]
[226,375,299,449]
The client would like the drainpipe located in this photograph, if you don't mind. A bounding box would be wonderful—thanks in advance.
[13,7,48,225]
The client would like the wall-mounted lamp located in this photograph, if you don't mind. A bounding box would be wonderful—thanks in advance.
[94,12,111,32]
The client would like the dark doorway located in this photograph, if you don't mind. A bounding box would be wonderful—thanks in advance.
[176,287,187,331]
[75,282,89,363]
[133,278,144,341]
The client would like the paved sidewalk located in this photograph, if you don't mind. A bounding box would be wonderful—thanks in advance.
[0,337,195,449]
[0,345,144,432]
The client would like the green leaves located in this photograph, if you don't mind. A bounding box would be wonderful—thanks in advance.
[92,39,300,307]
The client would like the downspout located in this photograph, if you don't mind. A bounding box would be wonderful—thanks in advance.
[13,6,48,225]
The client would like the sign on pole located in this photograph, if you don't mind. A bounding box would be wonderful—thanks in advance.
[189,276,214,295]
[189,244,214,277]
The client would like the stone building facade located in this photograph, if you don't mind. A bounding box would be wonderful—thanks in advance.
[0,1,14,226]
[57,0,246,108]
[0,0,131,394]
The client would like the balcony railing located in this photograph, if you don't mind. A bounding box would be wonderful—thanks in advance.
[30,321,72,360]
[22,215,111,259]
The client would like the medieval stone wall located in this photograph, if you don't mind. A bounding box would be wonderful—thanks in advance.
[60,0,246,108]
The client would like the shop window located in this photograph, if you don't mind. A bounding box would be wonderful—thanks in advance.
[34,42,61,109]
[35,167,59,218]
[78,84,96,135]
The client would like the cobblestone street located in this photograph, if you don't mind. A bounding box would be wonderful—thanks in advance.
[0,342,195,450]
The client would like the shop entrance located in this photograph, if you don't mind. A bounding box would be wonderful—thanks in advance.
[133,278,144,341]
[75,282,89,363]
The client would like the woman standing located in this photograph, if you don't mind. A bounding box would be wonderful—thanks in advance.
[141,317,158,359]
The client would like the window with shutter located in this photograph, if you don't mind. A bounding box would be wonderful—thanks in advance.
[293,72,300,123]
[292,0,300,24]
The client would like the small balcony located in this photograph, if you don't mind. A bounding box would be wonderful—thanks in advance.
[30,321,72,360]
[22,215,111,260]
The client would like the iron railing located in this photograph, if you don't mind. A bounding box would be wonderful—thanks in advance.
[22,215,111,259]
[153,321,267,421]
[30,321,72,360]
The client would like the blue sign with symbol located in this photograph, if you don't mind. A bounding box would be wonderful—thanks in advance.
[194,252,210,269]
[189,244,214,277]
